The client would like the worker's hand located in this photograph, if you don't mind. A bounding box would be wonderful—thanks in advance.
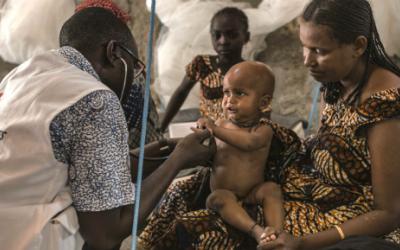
[170,129,216,169]
[165,137,180,150]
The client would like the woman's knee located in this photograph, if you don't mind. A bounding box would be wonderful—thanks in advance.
[206,189,236,211]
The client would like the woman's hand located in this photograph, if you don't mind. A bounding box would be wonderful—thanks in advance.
[257,232,302,250]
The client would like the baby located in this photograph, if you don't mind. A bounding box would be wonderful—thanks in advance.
[193,61,283,246]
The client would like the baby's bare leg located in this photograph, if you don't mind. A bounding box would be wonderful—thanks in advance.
[206,189,264,242]
[252,182,284,230]
[245,182,284,244]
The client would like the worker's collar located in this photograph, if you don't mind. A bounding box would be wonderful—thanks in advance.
[58,46,100,81]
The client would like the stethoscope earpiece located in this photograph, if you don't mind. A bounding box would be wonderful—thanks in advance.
[119,57,128,101]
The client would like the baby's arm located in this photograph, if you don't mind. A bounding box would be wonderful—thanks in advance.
[212,119,273,152]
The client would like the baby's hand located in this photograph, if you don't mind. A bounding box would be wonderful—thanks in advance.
[191,118,215,133]
[196,117,209,129]
[259,226,278,245]
[198,117,215,130]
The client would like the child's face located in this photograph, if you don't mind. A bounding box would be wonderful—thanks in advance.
[222,76,265,124]
[210,15,249,61]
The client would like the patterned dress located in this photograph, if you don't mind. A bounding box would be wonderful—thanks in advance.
[281,88,400,243]
[139,88,400,249]
[186,55,225,121]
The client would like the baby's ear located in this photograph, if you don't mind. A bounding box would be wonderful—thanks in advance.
[259,95,272,113]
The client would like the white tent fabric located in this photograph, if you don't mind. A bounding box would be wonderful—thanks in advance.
[148,0,400,110]
[0,0,131,65]
[370,0,400,57]
[0,0,75,64]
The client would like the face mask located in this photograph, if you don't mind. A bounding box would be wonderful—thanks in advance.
[119,57,145,131]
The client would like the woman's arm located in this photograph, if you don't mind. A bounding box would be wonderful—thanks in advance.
[160,75,197,132]
[305,118,400,248]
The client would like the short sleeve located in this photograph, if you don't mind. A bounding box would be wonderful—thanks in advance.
[50,90,135,212]
[355,88,400,133]
[185,55,210,82]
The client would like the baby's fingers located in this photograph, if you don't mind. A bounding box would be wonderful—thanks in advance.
[191,127,204,133]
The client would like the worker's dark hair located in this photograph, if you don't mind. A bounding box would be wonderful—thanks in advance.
[59,7,134,55]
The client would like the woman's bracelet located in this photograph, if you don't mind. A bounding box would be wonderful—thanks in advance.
[334,225,345,240]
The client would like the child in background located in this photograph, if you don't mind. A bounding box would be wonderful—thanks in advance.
[160,7,250,132]
[192,61,283,246]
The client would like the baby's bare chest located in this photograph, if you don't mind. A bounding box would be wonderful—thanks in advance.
[214,140,268,171]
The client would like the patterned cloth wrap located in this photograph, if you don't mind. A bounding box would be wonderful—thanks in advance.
[139,88,400,249]
[186,55,225,122]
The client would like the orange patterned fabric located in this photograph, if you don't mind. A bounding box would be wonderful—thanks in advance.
[282,88,400,242]
[186,55,225,121]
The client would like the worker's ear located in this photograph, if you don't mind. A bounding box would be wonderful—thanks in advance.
[105,40,123,66]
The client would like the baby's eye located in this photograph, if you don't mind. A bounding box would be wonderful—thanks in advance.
[223,90,231,97]
[235,91,245,96]
[313,48,326,54]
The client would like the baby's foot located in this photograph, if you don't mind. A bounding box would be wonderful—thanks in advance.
[259,226,277,245]
[249,224,265,243]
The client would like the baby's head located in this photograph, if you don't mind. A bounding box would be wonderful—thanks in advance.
[222,61,275,123]
[210,7,250,62]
